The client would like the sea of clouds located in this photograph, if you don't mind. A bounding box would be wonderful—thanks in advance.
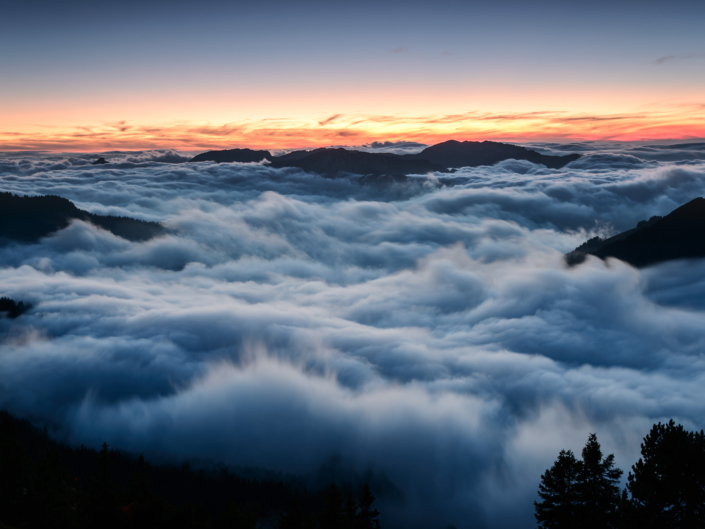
[1,142,705,528]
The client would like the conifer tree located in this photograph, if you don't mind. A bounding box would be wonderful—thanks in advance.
[31,449,74,529]
[535,449,581,529]
[172,501,210,529]
[356,483,381,529]
[127,453,173,529]
[278,495,306,529]
[318,483,344,529]
[343,491,358,529]
[215,500,258,529]
[129,454,150,502]
[575,433,623,528]
[0,415,32,525]
[84,442,121,529]
[627,420,705,528]
[615,488,638,529]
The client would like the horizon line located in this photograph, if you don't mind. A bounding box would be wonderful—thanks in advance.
[3,136,705,155]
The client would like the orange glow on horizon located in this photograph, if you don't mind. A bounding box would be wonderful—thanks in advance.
[3,79,704,151]
[2,106,704,152]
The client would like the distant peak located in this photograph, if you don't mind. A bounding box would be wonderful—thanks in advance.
[189,148,272,164]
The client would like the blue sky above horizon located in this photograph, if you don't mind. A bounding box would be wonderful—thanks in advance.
[2,0,704,150]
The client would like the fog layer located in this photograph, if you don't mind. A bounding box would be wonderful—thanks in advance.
[1,142,705,528]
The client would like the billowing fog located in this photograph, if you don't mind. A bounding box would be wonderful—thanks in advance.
[1,141,705,528]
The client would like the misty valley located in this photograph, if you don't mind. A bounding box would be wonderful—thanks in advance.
[2,140,705,528]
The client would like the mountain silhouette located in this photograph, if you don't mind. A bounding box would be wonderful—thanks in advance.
[404,140,581,169]
[0,192,164,243]
[189,148,272,163]
[188,140,581,177]
[567,197,705,267]
[268,148,446,177]
[92,157,108,165]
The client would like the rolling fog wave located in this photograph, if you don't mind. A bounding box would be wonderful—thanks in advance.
[1,144,705,528]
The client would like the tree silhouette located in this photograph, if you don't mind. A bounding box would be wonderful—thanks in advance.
[83,442,121,529]
[0,410,392,529]
[535,449,581,528]
[0,415,32,525]
[215,499,259,529]
[0,297,31,318]
[172,501,209,529]
[129,454,151,503]
[30,449,74,529]
[343,491,358,529]
[576,433,622,528]
[626,420,705,528]
[278,495,307,529]
[356,483,381,529]
[318,483,345,529]
[615,488,638,529]
[125,453,173,529]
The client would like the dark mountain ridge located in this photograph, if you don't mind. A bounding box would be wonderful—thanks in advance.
[567,197,705,268]
[189,148,272,163]
[0,192,164,243]
[268,147,446,178]
[404,140,581,169]
[189,140,581,176]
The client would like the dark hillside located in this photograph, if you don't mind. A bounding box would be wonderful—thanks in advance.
[0,411,317,528]
[594,197,705,267]
[0,411,384,529]
[565,215,663,266]
[0,192,163,243]
[567,197,705,268]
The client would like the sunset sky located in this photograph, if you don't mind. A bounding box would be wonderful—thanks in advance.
[2,0,704,151]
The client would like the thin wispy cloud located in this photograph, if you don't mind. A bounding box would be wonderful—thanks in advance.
[318,114,343,126]
[655,53,705,65]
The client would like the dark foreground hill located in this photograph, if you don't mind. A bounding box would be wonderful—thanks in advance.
[269,148,446,178]
[567,197,705,267]
[188,140,581,177]
[189,148,273,163]
[0,192,163,243]
[404,140,581,169]
[0,410,383,529]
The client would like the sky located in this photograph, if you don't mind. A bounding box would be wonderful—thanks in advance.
[2,0,705,150]
[2,143,705,528]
